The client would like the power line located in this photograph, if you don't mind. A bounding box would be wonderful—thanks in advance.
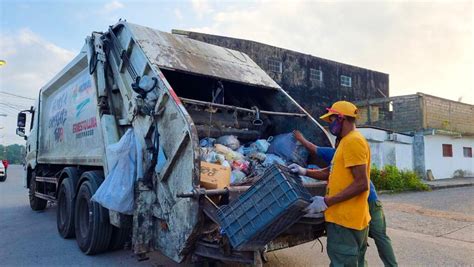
[0,91,35,101]
[0,94,35,102]
[0,101,29,108]
[0,103,23,111]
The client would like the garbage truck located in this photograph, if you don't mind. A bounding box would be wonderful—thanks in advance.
[16,21,333,264]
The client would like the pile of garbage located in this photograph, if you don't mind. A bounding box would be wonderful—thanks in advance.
[199,132,311,187]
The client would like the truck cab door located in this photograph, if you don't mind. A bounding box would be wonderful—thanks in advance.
[16,105,39,186]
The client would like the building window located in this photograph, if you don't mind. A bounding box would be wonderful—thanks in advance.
[268,59,282,73]
[340,75,352,87]
[463,147,473,158]
[310,68,323,82]
[442,144,453,157]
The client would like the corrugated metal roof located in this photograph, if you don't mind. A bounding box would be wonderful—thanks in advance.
[126,23,281,90]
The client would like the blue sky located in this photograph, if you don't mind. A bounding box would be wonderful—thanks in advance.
[0,0,473,144]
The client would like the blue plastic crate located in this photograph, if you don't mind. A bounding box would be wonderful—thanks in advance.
[217,164,312,251]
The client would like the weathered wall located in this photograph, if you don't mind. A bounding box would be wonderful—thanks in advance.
[423,134,474,179]
[413,133,426,178]
[422,94,474,134]
[358,94,424,132]
[358,127,414,171]
[356,93,474,135]
[180,31,389,120]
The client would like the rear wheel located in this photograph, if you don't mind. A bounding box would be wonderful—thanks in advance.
[74,171,112,255]
[57,178,76,238]
[0,175,6,182]
[29,172,47,211]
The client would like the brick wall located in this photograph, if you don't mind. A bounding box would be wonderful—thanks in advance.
[357,95,423,132]
[357,94,474,135]
[422,94,474,134]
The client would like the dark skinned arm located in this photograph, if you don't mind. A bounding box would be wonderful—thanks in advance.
[293,130,317,157]
[324,164,369,206]
[305,167,330,181]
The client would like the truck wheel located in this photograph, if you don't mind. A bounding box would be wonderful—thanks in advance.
[29,172,47,211]
[0,176,6,182]
[74,173,112,255]
[109,226,131,251]
[57,178,75,238]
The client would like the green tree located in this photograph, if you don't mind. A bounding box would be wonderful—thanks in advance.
[0,144,26,164]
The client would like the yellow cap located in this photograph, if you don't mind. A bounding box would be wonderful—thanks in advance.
[320,101,359,122]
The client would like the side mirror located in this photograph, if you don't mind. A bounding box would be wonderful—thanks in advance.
[16,127,26,139]
[17,112,26,128]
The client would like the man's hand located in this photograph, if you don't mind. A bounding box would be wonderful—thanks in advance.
[288,163,307,176]
[293,130,305,143]
[304,196,328,214]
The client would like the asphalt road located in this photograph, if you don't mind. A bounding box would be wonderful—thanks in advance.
[1,165,473,266]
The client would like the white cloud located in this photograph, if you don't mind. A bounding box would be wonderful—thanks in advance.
[190,1,473,104]
[0,29,75,145]
[103,1,124,13]
[191,0,213,19]
[174,8,184,21]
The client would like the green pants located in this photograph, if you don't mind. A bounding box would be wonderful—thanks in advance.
[326,222,368,267]
[369,200,398,267]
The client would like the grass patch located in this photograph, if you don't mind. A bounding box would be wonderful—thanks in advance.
[371,165,430,192]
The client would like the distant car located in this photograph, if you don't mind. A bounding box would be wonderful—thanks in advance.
[0,161,6,182]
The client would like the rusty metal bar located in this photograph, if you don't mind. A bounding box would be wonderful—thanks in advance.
[35,192,56,202]
[177,186,251,198]
[35,176,58,185]
[180,97,307,117]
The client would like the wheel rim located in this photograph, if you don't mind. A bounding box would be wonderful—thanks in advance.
[78,195,91,239]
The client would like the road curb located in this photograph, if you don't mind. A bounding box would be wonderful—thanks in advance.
[427,183,474,190]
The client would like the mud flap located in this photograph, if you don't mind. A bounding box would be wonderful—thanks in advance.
[132,180,156,260]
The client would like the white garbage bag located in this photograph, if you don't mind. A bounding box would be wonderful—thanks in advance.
[92,129,137,215]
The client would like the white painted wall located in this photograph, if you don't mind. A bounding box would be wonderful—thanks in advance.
[424,135,474,179]
[358,128,414,171]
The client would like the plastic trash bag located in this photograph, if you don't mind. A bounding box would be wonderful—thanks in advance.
[267,133,309,167]
[231,170,247,184]
[262,153,286,167]
[252,138,272,153]
[216,135,240,151]
[200,147,219,163]
[232,159,250,174]
[200,137,216,147]
[215,144,244,161]
[92,129,137,215]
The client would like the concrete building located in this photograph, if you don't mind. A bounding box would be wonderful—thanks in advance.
[358,127,414,171]
[355,93,474,179]
[172,30,389,122]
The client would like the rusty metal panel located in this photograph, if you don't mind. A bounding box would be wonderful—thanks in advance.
[111,22,202,263]
[37,52,103,166]
[126,23,281,90]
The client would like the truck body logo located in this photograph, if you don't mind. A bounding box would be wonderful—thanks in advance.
[75,98,91,117]
[73,117,97,139]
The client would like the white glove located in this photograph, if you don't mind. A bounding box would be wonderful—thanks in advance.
[304,196,328,214]
[288,163,307,176]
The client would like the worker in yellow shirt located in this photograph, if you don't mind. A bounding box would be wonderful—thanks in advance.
[289,101,371,266]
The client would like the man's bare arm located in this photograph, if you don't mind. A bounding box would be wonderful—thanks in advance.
[294,130,317,157]
[305,167,330,181]
[324,164,369,206]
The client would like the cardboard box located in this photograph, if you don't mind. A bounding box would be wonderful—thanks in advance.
[200,161,231,189]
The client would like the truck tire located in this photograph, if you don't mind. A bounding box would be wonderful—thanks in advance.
[108,226,131,251]
[29,172,47,211]
[74,172,112,255]
[57,178,75,238]
[0,175,6,182]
